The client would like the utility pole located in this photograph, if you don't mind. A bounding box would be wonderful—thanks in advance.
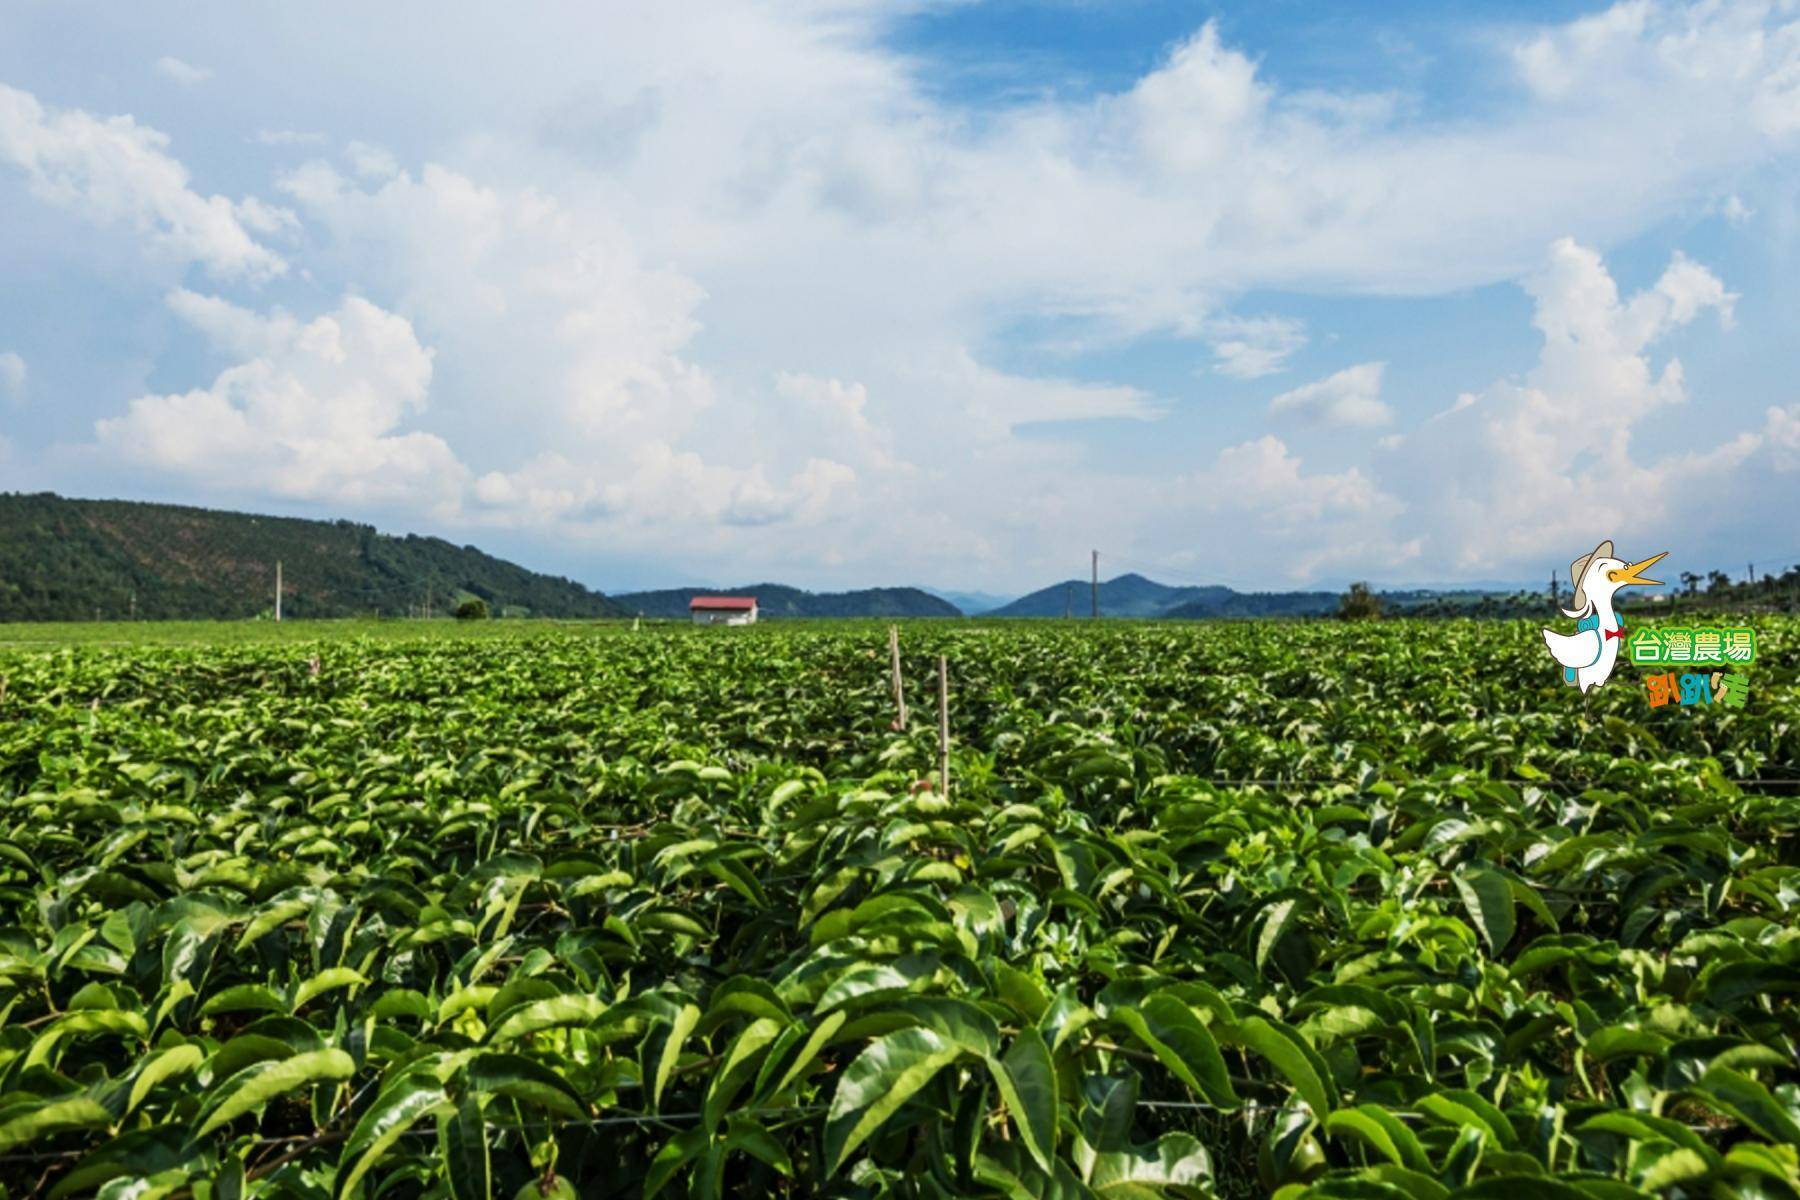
[128,590,136,621]
[275,561,282,622]
[1549,571,1559,610]
[1063,584,1071,619]
[1091,550,1099,619]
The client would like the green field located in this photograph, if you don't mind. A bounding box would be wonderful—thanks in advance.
[0,618,1796,1199]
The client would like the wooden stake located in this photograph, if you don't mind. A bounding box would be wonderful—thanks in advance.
[888,625,908,729]
[937,654,950,797]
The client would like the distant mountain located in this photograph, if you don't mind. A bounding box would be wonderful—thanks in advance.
[1164,589,1339,618]
[992,572,1552,620]
[990,573,1234,618]
[926,588,1016,616]
[614,583,961,619]
[0,492,627,621]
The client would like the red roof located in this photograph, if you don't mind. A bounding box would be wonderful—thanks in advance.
[690,596,757,610]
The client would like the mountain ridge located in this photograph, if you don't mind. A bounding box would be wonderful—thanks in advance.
[988,572,1343,618]
[0,492,626,621]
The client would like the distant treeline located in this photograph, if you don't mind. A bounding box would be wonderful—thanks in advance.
[0,493,625,621]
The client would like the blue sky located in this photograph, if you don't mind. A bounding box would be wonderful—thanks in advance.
[2,0,1798,594]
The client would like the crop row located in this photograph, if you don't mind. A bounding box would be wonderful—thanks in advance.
[0,619,1795,1199]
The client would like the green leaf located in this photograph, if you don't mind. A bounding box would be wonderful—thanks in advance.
[291,966,367,1011]
[0,1096,113,1153]
[1113,994,1238,1107]
[335,1071,450,1198]
[199,984,286,1017]
[465,1053,590,1118]
[1693,1066,1800,1146]
[1333,1105,1431,1172]
[1256,897,1303,974]
[194,1048,355,1137]
[824,1027,964,1175]
[989,1028,1057,1174]
[652,1001,702,1110]
[485,993,607,1043]
[758,1010,845,1102]
[1417,1092,1515,1149]
[1454,867,1516,953]
[438,1094,492,1200]
[127,1044,204,1114]
[1090,1131,1212,1196]
[704,1017,785,1130]
[645,1125,709,1200]
[1324,1108,1406,1167]
[1227,1016,1334,1117]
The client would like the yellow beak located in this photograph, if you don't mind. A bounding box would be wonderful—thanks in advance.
[1608,551,1667,588]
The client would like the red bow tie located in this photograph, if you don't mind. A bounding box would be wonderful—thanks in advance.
[1604,627,1624,641]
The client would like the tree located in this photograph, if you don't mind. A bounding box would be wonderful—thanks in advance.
[1338,582,1382,621]
[455,597,489,621]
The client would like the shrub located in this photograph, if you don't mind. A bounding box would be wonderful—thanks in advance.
[454,597,489,620]
[1338,581,1382,621]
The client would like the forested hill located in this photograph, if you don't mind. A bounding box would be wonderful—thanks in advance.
[613,583,961,619]
[991,573,1343,618]
[0,493,626,621]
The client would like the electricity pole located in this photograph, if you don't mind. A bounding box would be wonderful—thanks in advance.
[1091,550,1099,619]
[1549,571,1558,609]
[1063,584,1071,619]
[275,561,282,622]
[128,590,136,621]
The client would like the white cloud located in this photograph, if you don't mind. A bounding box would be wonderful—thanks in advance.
[0,352,24,401]
[96,293,464,509]
[1386,238,1751,569]
[1210,435,1390,523]
[153,57,212,87]
[344,140,398,180]
[1205,315,1307,379]
[28,1,1800,588]
[0,83,285,280]
[1269,362,1391,427]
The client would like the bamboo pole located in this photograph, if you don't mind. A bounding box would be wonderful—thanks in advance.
[937,654,950,797]
[889,625,908,729]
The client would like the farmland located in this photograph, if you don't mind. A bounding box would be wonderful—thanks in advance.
[0,617,1796,1199]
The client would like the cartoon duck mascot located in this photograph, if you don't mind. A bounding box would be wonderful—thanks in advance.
[1541,540,1666,693]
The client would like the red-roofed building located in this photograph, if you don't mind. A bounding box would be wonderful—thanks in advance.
[689,595,758,626]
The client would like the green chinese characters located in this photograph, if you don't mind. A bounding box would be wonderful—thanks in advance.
[1628,625,1755,667]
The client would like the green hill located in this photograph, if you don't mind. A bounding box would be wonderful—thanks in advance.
[0,492,626,621]
[989,573,1249,618]
[613,583,961,619]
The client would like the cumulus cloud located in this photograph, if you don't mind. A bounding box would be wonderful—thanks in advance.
[0,352,24,401]
[1386,238,1755,569]
[0,83,285,279]
[1269,363,1391,427]
[1205,315,1307,379]
[96,293,464,509]
[28,1,1800,588]
[153,57,212,87]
